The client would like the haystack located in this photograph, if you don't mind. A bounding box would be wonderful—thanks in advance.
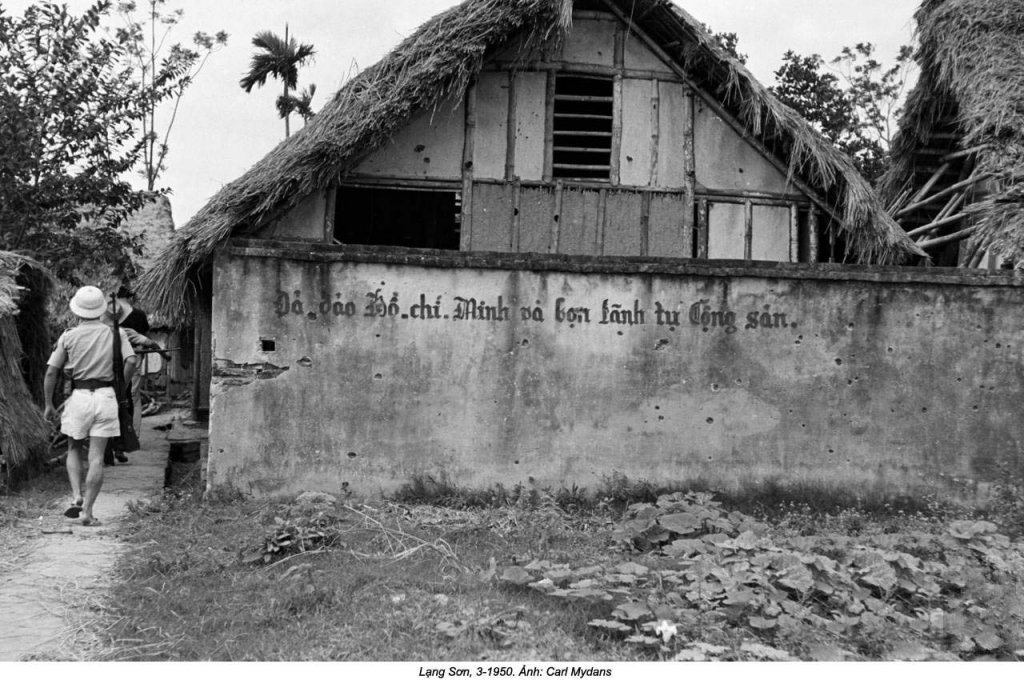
[881,0,1024,266]
[0,251,52,485]
[141,0,922,323]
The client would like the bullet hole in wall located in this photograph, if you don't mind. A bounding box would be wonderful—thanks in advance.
[347,452,357,459]
[260,338,276,352]
[297,357,313,368]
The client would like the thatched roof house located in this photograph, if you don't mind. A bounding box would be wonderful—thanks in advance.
[0,251,52,485]
[142,0,921,322]
[881,0,1024,267]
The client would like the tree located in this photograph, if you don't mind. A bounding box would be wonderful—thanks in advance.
[115,1,228,192]
[239,25,316,138]
[0,0,147,284]
[771,43,914,182]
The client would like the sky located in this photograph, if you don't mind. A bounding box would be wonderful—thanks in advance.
[8,0,922,227]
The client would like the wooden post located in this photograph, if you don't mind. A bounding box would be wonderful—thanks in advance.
[610,74,623,186]
[789,203,799,263]
[808,209,819,263]
[743,200,753,260]
[697,198,709,259]
[640,191,651,256]
[505,72,518,181]
[648,79,660,187]
[460,80,477,251]
[543,71,556,182]
[323,186,336,243]
[551,180,563,254]
[598,187,608,255]
[511,180,521,252]
[683,90,696,257]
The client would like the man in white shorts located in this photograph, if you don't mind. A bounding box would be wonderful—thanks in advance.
[43,286,137,526]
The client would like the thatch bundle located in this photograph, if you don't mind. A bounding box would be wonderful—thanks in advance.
[882,0,1024,262]
[141,0,921,323]
[0,251,52,484]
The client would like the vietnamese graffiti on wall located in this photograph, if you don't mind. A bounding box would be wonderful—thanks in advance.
[274,289,797,333]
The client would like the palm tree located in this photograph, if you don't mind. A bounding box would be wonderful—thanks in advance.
[239,25,315,137]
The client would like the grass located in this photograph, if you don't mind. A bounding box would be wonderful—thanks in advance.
[5,466,1022,661]
[97,488,626,661]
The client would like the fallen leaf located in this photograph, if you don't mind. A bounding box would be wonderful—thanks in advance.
[612,602,651,622]
[740,641,790,661]
[673,649,706,661]
[499,566,534,586]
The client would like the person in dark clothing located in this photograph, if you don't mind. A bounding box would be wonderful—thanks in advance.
[107,285,155,463]
[114,285,150,335]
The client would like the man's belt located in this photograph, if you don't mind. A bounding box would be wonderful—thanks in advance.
[71,379,114,390]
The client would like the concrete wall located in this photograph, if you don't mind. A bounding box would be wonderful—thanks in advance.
[208,240,1024,500]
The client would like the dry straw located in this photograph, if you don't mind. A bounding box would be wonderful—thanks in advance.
[0,251,52,481]
[882,0,1024,262]
[141,0,920,323]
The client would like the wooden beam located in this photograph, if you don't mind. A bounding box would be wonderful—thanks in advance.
[697,198,709,258]
[683,89,696,258]
[322,186,336,243]
[504,72,517,181]
[460,80,477,251]
[551,179,563,254]
[598,187,608,255]
[789,203,799,263]
[511,180,521,252]
[743,200,753,260]
[648,79,660,187]
[610,74,623,186]
[640,191,651,256]
[543,71,556,182]
[808,209,819,263]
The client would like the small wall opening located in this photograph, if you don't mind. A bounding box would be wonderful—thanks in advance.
[552,75,613,181]
[334,186,461,249]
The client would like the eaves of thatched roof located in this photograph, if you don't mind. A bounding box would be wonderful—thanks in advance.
[0,251,48,319]
[141,0,922,323]
[881,0,1024,263]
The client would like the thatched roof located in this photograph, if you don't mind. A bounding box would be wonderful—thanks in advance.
[0,251,51,482]
[141,0,922,322]
[881,0,1024,263]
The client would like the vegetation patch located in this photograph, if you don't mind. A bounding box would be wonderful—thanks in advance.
[497,491,1024,661]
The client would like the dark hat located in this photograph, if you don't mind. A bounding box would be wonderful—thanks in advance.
[115,285,135,299]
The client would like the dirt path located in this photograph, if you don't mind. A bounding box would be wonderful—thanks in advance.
[0,412,183,661]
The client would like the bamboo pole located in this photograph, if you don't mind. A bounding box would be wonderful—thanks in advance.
[917,225,978,249]
[906,162,952,207]
[940,144,988,163]
[895,170,988,217]
[907,211,968,238]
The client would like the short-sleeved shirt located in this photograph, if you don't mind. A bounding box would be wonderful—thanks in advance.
[47,320,135,383]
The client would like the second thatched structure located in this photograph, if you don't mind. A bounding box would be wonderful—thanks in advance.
[881,0,1024,267]
[0,251,53,487]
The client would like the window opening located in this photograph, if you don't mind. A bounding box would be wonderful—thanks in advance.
[333,186,461,250]
[553,75,614,180]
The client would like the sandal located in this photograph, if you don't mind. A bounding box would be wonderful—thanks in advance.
[81,517,102,526]
[63,499,84,518]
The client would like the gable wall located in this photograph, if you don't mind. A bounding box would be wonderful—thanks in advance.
[295,9,823,264]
